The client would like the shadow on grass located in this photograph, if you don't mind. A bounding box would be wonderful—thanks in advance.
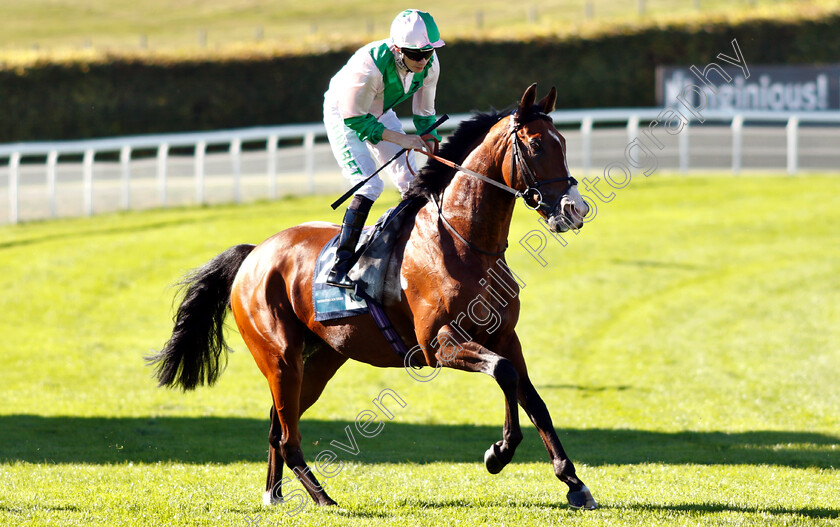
[399,499,840,520]
[0,217,206,250]
[627,503,840,520]
[0,415,837,469]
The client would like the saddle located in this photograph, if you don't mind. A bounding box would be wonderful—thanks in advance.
[312,198,420,322]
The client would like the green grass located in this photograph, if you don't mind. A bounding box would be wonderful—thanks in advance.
[1,173,839,526]
[1,0,838,63]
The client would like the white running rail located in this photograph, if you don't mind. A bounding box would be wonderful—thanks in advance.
[2,109,839,224]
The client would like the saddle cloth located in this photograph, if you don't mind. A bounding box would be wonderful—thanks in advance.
[312,199,419,322]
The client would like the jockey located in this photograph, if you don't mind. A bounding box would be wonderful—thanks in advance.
[323,9,445,288]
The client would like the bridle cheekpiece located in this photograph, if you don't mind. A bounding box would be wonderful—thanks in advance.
[508,111,578,213]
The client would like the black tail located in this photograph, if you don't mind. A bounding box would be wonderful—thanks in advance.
[146,243,256,390]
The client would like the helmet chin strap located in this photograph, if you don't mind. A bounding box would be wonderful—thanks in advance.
[394,50,409,72]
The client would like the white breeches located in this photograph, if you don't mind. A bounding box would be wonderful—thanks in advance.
[324,105,418,201]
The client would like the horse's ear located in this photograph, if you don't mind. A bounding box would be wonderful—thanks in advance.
[518,83,538,115]
[538,86,557,114]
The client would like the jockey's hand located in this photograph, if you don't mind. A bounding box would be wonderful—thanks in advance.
[421,134,440,155]
[382,130,431,153]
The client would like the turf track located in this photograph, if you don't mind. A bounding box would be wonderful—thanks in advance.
[0,173,838,526]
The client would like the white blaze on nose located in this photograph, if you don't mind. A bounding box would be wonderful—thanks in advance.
[548,128,573,180]
[561,185,589,223]
[544,128,587,225]
[548,128,587,219]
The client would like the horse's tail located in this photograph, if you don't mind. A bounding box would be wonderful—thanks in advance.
[146,243,256,391]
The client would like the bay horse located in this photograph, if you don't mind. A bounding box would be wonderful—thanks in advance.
[148,84,598,510]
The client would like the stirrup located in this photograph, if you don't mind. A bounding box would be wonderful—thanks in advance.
[326,258,355,289]
[326,270,354,289]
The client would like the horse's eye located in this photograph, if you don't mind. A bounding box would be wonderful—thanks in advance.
[529,139,543,154]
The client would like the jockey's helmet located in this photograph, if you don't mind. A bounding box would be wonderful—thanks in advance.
[389,10,445,51]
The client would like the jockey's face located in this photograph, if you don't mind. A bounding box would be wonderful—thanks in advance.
[398,48,431,73]
[404,56,428,73]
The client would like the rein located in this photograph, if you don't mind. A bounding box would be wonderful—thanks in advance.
[418,149,512,256]
[430,193,508,256]
[418,150,522,198]
[416,113,578,255]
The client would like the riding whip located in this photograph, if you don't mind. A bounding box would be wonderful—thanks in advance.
[330,114,450,210]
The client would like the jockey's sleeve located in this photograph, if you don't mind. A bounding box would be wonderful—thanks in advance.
[338,53,386,144]
[412,56,442,141]
[343,114,385,144]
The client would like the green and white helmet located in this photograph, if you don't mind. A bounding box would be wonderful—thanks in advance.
[389,9,445,50]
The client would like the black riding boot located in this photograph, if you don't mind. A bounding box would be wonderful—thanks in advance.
[326,195,373,288]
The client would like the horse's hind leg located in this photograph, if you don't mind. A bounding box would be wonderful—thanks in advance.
[265,405,284,505]
[298,340,348,416]
[264,342,346,505]
[239,304,337,509]
[264,348,337,507]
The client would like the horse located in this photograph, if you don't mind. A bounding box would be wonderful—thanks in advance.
[147,84,598,511]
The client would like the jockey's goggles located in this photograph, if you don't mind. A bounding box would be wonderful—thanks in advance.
[400,48,434,62]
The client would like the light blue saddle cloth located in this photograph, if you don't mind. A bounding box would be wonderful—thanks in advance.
[311,199,419,322]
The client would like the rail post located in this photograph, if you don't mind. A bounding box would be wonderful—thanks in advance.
[581,117,593,176]
[195,141,206,204]
[9,152,20,224]
[120,145,131,210]
[679,121,690,174]
[83,149,94,216]
[157,143,169,206]
[47,150,58,217]
[231,138,242,203]
[304,132,316,194]
[268,134,278,200]
[731,115,743,175]
[786,116,799,175]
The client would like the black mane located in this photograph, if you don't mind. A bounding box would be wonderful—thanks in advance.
[402,110,510,203]
[402,104,549,203]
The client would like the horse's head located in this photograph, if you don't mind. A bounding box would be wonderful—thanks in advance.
[505,84,589,232]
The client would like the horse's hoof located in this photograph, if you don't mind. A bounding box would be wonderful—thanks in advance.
[567,486,599,510]
[263,490,281,506]
[484,443,504,474]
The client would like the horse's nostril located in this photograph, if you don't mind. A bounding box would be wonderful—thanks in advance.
[566,201,588,221]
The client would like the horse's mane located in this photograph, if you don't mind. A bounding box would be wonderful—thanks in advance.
[403,104,549,203]
[402,109,509,203]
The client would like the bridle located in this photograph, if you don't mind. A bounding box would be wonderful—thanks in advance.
[421,111,578,255]
[508,112,578,213]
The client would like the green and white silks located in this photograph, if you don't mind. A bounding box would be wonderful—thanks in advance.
[323,39,441,200]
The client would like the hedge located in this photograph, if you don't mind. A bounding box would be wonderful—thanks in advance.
[1,14,838,142]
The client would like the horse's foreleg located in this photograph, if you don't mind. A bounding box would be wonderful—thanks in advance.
[434,330,523,474]
[482,353,522,474]
[518,377,599,509]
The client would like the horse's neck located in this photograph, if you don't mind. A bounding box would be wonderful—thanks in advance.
[438,137,515,255]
